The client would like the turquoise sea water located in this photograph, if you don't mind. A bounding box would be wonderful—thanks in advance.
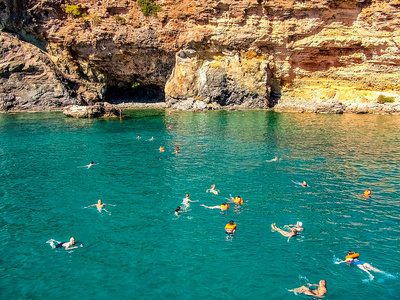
[0,110,399,299]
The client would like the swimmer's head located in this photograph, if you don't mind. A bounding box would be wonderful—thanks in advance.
[186,193,189,198]
[211,184,215,188]
[320,280,326,287]
[297,221,303,227]
[175,207,181,212]
[229,220,234,225]
[348,251,355,255]
[70,237,75,244]
[98,199,102,204]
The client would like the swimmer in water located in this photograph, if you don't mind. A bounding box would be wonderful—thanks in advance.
[201,202,230,212]
[147,136,154,141]
[174,145,181,154]
[159,147,165,152]
[292,180,310,187]
[182,193,198,209]
[206,184,220,195]
[289,280,327,298]
[301,181,310,187]
[284,221,304,232]
[266,156,279,162]
[225,220,237,235]
[78,161,98,169]
[364,189,372,199]
[46,237,83,250]
[271,223,298,242]
[335,251,384,279]
[175,206,183,216]
[85,199,115,213]
[137,135,141,140]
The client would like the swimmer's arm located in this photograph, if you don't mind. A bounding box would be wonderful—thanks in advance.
[334,260,347,264]
[65,245,78,250]
[287,235,293,242]
[85,204,96,208]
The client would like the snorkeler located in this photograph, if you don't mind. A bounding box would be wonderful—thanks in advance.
[284,221,304,232]
[78,161,98,169]
[175,206,183,216]
[289,280,327,298]
[206,184,220,195]
[46,237,83,250]
[201,202,230,212]
[225,220,237,235]
[271,223,298,242]
[85,199,115,213]
[182,193,198,209]
[335,251,384,279]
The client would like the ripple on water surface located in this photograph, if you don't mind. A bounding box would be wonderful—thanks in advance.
[0,111,399,299]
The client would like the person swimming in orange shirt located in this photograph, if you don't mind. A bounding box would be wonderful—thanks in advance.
[201,202,230,212]
[225,220,237,235]
[364,189,372,199]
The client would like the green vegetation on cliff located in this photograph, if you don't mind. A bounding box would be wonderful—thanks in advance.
[65,5,84,17]
[137,0,162,17]
[377,95,395,104]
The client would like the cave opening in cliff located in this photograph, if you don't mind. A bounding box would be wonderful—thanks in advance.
[104,83,165,104]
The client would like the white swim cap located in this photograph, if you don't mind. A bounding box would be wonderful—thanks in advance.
[297,221,303,226]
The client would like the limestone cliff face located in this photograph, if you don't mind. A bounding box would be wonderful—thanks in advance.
[1,0,400,111]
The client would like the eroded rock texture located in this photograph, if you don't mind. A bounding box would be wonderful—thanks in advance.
[0,0,399,111]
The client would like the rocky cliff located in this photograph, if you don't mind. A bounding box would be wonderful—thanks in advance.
[1,0,399,112]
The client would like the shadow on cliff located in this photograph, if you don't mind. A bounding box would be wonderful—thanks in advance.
[104,84,165,104]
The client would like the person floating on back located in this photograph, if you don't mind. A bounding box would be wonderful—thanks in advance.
[206,184,220,195]
[289,280,327,298]
[46,237,83,250]
[335,251,384,279]
[85,199,115,213]
[271,223,298,242]
[284,221,304,232]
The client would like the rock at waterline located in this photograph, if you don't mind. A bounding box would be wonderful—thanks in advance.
[63,103,120,118]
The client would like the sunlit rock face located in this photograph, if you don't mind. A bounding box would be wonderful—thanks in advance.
[1,0,400,111]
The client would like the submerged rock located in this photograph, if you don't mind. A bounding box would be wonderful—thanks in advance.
[63,103,120,118]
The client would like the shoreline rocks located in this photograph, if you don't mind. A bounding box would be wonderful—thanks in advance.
[63,102,120,118]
